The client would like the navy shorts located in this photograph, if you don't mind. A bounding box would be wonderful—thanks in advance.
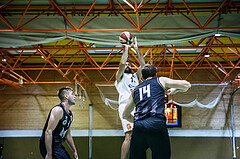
[130,116,171,159]
[39,140,71,159]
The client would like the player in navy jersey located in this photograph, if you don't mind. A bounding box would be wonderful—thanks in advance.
[39,86,78,159]
[115,37,145,159]
[123,64,191,159]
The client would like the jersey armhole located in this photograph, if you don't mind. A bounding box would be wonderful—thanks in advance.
[56,105,65,120]
[69,110,73,117]
[157,78,165,90]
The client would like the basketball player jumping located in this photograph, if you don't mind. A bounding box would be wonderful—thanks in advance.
[115,37,145,159]
[39,87,78,159]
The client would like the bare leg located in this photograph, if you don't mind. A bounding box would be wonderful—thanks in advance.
[121,131,132,159]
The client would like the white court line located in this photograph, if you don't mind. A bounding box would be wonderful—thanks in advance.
[0,129,239,137]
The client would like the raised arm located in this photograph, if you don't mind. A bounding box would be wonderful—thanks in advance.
[159,77,191,95]
[133,37,145,80]
[123,93,135,123]
[45,107,63,159]
[116,44,130,83]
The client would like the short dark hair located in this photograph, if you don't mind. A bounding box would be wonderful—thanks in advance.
[58,86,73,101]
[142,64,157,79]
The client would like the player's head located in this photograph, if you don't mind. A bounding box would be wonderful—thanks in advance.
[58,86,76,105]
[142,64,157,80]
[124,62,132,73]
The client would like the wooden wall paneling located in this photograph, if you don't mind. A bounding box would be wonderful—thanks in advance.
[0,83,89,130]
[0,69,240,130]
[88,84,122,130]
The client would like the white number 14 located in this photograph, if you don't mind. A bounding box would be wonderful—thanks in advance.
[139,84,151,101]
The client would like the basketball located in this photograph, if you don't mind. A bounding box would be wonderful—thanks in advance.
[119,31,133,45]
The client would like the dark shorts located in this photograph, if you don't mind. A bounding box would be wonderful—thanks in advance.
[130,116,171,159]
[39,140,71,159]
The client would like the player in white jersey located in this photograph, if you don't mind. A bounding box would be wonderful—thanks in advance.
[115,37,145,159]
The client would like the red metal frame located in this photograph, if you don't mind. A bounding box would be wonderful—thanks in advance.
[0,1,240,32]
[0,36,239,86]
[0,1,240,87]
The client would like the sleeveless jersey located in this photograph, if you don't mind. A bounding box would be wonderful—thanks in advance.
[40,103,73,143]
[115,73,139,105]
[133,78,165,122]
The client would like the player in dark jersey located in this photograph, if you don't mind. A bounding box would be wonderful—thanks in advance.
[39,86,78,159]
[123,64,191,159]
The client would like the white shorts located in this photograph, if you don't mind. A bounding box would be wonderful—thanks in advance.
[118,104,134,133]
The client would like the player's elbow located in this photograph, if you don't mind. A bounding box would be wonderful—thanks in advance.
[185,81,191,88]
[45,129,52,137]
[182,81,191,91]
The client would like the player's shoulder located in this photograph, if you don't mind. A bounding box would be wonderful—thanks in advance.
[51,106,64,119]
[52,106,63,111]
[158,77,171,89]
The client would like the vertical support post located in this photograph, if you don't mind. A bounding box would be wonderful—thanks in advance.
[83,89,93,159]
[89,104,93,159]
[76,81,93,159]
[231,94,236,159]
[231,86,240,159]
[75,81,78,95]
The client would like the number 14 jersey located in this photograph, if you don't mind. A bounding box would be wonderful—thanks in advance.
[133,78,165,122]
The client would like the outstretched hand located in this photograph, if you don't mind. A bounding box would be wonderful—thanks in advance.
[133,37,138,51]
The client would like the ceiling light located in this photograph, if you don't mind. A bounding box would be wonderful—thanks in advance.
[19,76,23,85]
[16,49,36,54]
[215,30,221,37]
[203,53,210,57]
